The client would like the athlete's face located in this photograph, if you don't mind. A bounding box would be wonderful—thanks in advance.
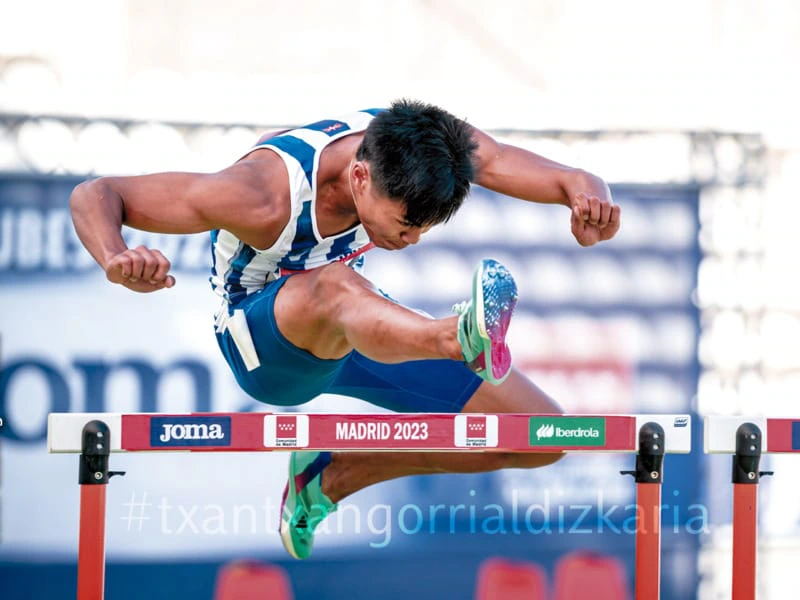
[349,161,432,250]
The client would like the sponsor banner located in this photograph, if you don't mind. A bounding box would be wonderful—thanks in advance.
[529,417,607,447]
[52,413,652,453]
[454,415,499,448]
[150,416,231,447]
[264,414,309,448]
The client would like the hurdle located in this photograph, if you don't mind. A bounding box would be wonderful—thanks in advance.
[704,416,800,600]
[48,412,692,600]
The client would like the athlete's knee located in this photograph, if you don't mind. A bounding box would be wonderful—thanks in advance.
[313,262,369,299]
[312,262,376,318]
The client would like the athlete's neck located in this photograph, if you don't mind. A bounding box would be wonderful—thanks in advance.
[315,134,363,237]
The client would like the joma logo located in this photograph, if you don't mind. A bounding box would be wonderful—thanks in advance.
[159,423,225,442]
[150,417,232,447]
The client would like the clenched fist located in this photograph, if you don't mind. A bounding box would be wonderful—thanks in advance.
[105,245,175,293]
[570,192,621,247]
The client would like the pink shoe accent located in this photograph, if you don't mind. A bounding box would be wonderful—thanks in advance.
[488,303,513,381]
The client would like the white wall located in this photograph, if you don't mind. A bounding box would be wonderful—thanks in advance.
[1,0,799,140]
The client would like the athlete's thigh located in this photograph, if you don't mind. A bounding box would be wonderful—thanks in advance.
[328,352,482,413]
[273,262,374,360]
[460,368,564,415]
[217,276,350,406]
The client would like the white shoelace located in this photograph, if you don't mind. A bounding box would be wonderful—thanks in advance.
[451,300,470,314]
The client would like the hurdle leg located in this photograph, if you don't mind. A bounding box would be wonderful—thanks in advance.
[77,420,124,600]
[731,423,766,600]
[636,481,662,600]
[78,483,107,600]
[622,422,665,600]
[732,484,757,600]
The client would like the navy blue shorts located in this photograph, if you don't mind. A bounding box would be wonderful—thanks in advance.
[215,277,482,413]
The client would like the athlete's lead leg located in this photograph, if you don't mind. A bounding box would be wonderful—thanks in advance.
[274,261,463,363]
[276,258,517,384]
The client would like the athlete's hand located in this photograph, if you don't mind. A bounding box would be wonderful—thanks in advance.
[570,192,621,247]
[105,246,175,293]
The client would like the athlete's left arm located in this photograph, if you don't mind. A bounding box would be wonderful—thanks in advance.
[470,126,620,247]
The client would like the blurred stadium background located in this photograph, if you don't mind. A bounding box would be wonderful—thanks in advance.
[2,1,800,598]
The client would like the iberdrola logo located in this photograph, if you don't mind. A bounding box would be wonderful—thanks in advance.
[529,417,606,447]
[536,423,555,440]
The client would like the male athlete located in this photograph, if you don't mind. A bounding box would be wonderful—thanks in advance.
[70,99,620,559]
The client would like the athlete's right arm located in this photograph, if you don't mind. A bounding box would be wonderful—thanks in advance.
[70,157,289,293]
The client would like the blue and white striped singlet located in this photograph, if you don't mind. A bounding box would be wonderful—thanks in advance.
[209,109,384,306]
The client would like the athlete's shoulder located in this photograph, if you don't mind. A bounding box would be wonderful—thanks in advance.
[246,109,387,161]
[254,110,386,145]
[213,158,291,250]
[293,108,387,135]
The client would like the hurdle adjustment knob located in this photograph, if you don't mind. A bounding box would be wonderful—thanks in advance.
[732,423,766,484]
[79,420,117,485]
[620,422,665,484]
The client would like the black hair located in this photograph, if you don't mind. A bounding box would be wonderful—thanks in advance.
[356,99,478,227]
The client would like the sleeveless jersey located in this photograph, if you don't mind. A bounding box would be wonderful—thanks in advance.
[209,109,384,306]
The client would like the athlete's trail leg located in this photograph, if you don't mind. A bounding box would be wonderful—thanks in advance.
[319,369,565,503]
